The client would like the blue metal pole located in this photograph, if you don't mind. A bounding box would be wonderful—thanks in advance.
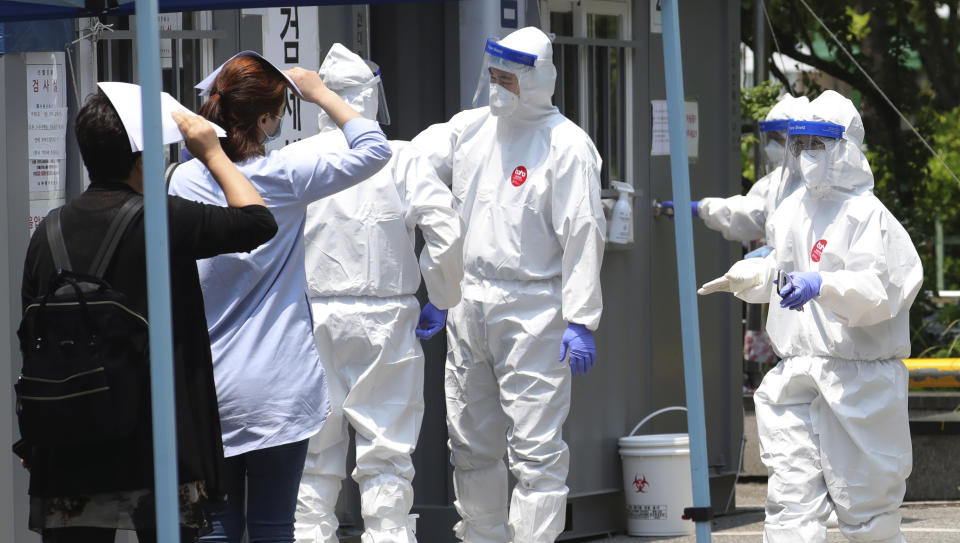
[660,0,712,541]
[134,1,180,542]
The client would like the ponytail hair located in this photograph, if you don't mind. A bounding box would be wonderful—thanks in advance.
[199,55,288,162]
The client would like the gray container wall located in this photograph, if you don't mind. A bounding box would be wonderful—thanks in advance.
[2,53,34,543]
[560,1,744,538]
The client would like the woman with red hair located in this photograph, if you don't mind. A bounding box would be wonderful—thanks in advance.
[169,51,391,542]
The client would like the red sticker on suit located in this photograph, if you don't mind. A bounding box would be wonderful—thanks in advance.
[510,166,528,187]
[811,239,827,262]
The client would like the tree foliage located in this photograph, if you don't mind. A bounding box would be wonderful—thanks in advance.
[741,0,960,354]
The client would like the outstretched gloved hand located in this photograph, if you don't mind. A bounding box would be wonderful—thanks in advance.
[778,271,822,311]
[699,257,773,296]
[661,200,699,219]
[415,302,447,339]
[559,323,597,377]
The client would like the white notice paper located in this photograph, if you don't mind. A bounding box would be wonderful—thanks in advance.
[650,100,699,159]
[28,198,63,238]
[98,81,226,152]
[159,13,183,69]
[26,52,67,161]
[650,0,662,34]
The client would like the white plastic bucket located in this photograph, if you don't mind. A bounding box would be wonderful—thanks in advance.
[618,406,694,536]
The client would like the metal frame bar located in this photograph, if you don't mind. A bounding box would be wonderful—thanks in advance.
[660,0,713,540]
[100,29,229,40]
[133,1,180,541]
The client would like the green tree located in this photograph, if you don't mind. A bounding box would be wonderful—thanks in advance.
[741,80,783,183]
[741,0,960,354]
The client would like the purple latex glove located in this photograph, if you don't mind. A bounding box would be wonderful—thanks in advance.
[778,271,822,311]
[661,200,699,219]
[415,302,447,339]
[559,323,597,377]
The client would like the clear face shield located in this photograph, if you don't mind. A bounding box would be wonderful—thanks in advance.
[363,59,391,126]
[785,120,845,197]
[758,119,788,175]
[472,38,537,115]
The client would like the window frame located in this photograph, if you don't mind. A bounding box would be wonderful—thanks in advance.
[541,0,634,189]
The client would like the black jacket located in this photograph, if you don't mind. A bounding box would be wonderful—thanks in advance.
[18,183,277,499]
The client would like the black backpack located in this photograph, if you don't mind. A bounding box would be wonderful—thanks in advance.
[15,196,150,446]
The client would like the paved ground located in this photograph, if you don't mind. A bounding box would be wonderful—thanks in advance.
[581,480,960,542]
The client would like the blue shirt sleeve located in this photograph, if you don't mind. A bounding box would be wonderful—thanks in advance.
[278,117,392,203]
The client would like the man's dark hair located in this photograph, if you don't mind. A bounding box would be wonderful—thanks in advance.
[75,89,142,185]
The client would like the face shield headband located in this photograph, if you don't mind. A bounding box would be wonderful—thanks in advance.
[759,119,789,133]
[473,38,538,107]
[786,120,844,195]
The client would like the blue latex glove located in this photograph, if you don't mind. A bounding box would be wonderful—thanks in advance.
[661,200,699,219]
[744,245,773,259]
[559,323,597,377]
[415,302,447,339]
[778,271,822,311]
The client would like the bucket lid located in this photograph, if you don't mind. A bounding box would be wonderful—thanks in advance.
[618,433,689,449]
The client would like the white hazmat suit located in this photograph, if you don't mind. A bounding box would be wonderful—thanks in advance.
[698,94,809,241]
[292,43,464,543]
[411,27,605,543]
[720,91,922,542]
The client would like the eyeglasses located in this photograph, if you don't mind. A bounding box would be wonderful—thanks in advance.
[788,134,834,157]
[488,68,518,88]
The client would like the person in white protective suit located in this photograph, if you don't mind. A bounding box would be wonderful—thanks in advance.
[663,94,809,243]
[410,27,606,543]
[699,90,922,543]
[289,43,465,543]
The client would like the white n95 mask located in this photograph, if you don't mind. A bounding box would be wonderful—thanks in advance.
[489,83,519,117]
[799,149,830,195]
[764,140,785,168]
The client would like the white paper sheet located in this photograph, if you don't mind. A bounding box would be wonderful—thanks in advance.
[97,81,226,152]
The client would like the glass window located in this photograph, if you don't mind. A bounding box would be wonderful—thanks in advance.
[587,13,619,40]
[553,43,580,124]
[543,0,631,189]
[587,44,625,184]
[550,9,573,36]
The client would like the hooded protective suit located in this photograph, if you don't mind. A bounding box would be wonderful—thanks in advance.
[729,90,922,543]
[411,27,605,543]
[698,94,809,241]
[290,43,464,543]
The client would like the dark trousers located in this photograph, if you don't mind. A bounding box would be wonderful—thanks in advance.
[200,439,309,543]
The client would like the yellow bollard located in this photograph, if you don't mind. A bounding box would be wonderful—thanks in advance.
[904,358,960,388]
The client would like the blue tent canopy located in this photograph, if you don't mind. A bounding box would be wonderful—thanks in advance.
[0,0,444,22]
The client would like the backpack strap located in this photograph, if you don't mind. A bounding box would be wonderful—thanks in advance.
[45,207,74,272]
[88,196,144,279]
[165,161,181,190]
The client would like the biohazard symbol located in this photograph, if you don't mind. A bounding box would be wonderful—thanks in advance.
[633,474,649,493]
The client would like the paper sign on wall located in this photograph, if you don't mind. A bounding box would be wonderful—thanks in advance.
[650,100,699,159]
[650,0,662,34]
[26,51,67,227]
[28,199,62,238]
[159,13,183,69]
[26,52,67,162]
[258,6,320,148]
